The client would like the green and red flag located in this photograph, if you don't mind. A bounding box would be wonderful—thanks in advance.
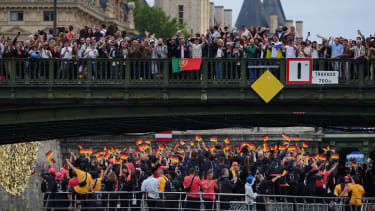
[172,58,202,73]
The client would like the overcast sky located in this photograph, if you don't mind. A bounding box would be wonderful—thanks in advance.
[146,0,373,40]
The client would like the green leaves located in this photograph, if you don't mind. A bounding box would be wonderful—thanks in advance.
[134,1,186,40]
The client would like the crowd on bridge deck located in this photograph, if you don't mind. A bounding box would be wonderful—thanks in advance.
[38,135,373,211]
[0,24,375,81]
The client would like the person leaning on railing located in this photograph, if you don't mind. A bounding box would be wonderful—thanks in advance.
[65,158,94,211]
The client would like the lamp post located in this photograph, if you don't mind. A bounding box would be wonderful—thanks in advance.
[53,0,57,36]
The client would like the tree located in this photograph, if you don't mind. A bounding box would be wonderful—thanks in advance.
[133,1,186,40]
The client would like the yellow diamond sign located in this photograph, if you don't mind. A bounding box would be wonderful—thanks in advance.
[251,70,284,103]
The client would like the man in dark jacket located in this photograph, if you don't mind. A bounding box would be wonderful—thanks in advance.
[218,168,237,210]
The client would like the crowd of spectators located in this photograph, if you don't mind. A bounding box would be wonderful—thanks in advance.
[1,24,375,81]
[39,137,374,211]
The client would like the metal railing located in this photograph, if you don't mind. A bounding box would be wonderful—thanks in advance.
[0,58,372,87]
[41,191,374,211]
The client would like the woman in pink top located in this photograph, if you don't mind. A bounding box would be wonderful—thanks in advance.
[183,168,201,211]
[202,170,218,210]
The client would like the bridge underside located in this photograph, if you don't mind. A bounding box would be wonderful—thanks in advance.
[1,99,375,144]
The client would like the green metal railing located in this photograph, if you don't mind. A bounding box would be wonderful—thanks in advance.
[0,58,371,87]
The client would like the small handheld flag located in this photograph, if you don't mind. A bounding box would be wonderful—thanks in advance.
[136,139,143,145]
[195,136,202,142]
[281,170,288,177]
[282,134,291,141]
[179,140,185,146]
[302,142,309,148]
[263,136,269,142]
[224,138,231,145]
[170,156,179,163]
[210,137,217,143]
[49,158,56,165]
[45,150,54,159]
[293,136,299,141]
[331,154,339,160]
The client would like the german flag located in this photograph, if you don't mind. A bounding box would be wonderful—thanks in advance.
[46,150,54,159]
[281,170,288,177]
[173,144,178,150]
[103,146,107,151]
[176,153,184,158]
[30,171,37,177]
[323,145,331,152]
[145,140,151,145]
[282,141,289,145]
[159,144,166,151]
[319,155,327,161]
[170,156,179,163]
[179,140,185,146]
[240,142,248,151]
[177,148,185,153]
[115,148,122,154]
[282,134,291,141]
[263,143,269,152]
[97,155,104,160]
[155,149,161,156]
[279,145,287,151]
[352,162,357,167]
[136,139,143,145]
[331,154,339,160]
[104,153,111,160]
[296,155,301,162]
[325,161,330,166]
[263,136,269,142]
[195,136,202,142]
[280,183,290,187]
[113,157,122,165]
[231,169,236,177]
[77,145,83,149]
[120,154,128,160]
[297,146,302,152]
[313,154,320,160]
[224,138,231,145]
[49,158,56,165]
[302,142,309,148]
[305,155,311,161]
[209,145,215,152]
[80,149,93,155]
[210,137,217,143]
[288,146,296,151]
[293,136,299,141]
[94,151,104,157]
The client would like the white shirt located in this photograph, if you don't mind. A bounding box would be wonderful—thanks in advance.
[216,48,223,58]
[141,176,160,199]
[311,49,319,58]
[0,43,4,59]
[61,47,72,59]
[285,45,296,58]
[87,49,98,59]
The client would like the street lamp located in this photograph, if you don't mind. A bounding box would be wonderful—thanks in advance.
[53,0,57,36]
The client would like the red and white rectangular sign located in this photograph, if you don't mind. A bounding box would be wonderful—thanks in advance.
[155,131,173,142]
[286,58,312,84]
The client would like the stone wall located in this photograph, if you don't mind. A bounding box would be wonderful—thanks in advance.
[0,139,62,210]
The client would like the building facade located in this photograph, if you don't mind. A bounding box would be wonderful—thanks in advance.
[154,0,232,34]
[0,0,138,41]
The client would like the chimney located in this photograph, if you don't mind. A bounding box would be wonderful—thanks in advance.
[269,14,278,34]
[209,2,215,28]
[285,19,294,29]
[214,6,224,27]
[224,9,232,30]
[296,20,304,38]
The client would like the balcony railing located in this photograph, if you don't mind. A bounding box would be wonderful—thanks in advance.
[0,58,372,87]
[37,191,374,211]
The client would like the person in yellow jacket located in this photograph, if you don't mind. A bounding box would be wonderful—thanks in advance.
[348,178,365,211]
[334,176,353,197]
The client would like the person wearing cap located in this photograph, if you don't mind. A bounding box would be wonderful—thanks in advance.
[245,176,256,211]
[40,165,58,209]
[53,172,70,209]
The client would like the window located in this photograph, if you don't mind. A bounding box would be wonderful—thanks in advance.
[43,11,54,21]
[178,5,184,24]
[10,11,23,21]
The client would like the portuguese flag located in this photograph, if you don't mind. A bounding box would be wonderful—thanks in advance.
[172,58,202,73]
